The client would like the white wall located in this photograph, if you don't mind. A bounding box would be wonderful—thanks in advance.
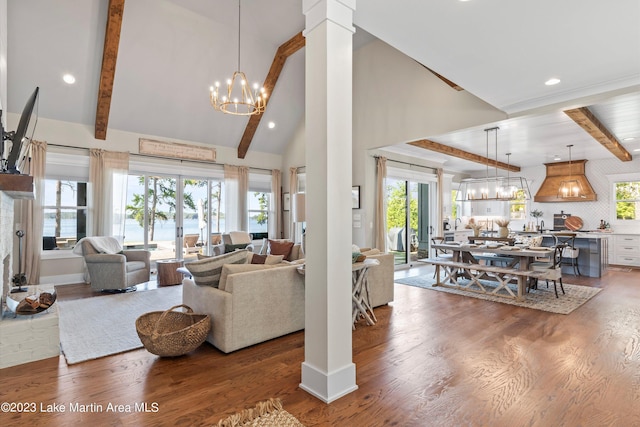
[6,115,283,170]
[351,40,507,248]
[0,0,7,127]
[280,39,508,248]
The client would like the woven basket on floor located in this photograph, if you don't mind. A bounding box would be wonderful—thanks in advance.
[136,304,210,357]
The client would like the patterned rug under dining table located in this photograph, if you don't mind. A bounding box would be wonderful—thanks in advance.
[423,243,555,301]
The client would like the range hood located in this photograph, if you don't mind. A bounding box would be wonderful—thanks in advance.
[534,159,597,202]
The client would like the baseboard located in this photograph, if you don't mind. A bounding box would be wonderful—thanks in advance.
[300,361,358,403]
[40,273,85,286]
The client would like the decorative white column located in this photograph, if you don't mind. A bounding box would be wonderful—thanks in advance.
[300,0,357,403]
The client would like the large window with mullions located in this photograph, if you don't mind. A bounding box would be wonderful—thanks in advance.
[614,181,640,220]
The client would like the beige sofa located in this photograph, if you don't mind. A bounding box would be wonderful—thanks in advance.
[182,248,394,353]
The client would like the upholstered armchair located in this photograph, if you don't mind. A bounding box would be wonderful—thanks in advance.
[78,237,151,292]
[211,231,254,256]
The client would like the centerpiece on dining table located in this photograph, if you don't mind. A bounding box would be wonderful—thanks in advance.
[495,218,511,238]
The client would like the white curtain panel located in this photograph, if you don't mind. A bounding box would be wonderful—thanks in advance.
[224,165,249,232]
[89,149,129,238]
[20,139,47,284]
[270,169,282,238]
[375,156,387,251]
[288,167,298,240]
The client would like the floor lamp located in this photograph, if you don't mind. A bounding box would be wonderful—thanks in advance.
[292,193,306,253]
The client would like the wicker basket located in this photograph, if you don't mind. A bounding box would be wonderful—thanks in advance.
[136,304,210,357]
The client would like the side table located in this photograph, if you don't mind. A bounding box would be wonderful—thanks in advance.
[156,259,184,286]
[351,258,379,329]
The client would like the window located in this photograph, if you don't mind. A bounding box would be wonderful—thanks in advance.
[509,189,526,220]
[615,181,640,220]
[42,180,88,249]
[248,191,269,237]
[248,172,272,238]
[451,189,459,220]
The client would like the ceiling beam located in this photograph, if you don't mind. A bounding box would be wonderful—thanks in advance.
[95,0,125,140]
[237,32,306,159]
[564,107,633,162]
[408,139,521,172]
[415,61,464,91]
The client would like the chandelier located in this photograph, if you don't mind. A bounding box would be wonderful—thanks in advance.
[209,0,266,116]
[558,144,586,198]
[456,127,531,202]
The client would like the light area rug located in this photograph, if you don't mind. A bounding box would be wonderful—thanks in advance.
[216,398,304,427]
[57,286,182,364]
[395,275,601,314]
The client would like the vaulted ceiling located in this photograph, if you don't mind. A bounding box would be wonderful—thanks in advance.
[6,0,640,173]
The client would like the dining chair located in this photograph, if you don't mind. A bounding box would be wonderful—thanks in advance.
[529,244,565,297]
[553,233,581,275]
[431,236,453,278]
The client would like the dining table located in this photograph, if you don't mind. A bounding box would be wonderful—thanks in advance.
[427,243,554,301]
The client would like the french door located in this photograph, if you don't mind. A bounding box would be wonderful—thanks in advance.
[385,176,435,267]
[123,174,223,262]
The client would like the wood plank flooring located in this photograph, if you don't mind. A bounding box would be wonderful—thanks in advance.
[1,266,639,426]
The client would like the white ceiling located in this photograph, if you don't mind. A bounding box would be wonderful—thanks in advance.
[6,0,640,173]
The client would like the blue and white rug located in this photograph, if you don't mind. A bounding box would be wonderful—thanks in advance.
[395,275,601,314]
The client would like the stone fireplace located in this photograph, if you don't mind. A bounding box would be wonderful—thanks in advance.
[0,180,60,369]
[1,190,15,302]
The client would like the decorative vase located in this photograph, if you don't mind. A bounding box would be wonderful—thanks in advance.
[473,228,480,237]
[498,226,509,238]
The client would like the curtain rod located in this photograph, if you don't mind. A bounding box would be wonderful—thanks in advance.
[373,155,439,173]
[46,143,274,173]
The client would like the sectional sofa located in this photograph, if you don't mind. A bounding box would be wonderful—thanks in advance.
[182,247,394,353]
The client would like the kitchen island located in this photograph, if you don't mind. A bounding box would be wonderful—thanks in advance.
[515,232,608,278]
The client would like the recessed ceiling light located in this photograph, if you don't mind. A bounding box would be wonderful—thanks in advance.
[63,74,76,84]
[545,78,561,86]
[268,121,275,129]
[623,137,636,141]
[634,148,640,152]
[554,156,561,161]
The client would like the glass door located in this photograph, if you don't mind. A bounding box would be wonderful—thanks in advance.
[181,178,208,261]
[385,178,431,267]
[386,178,409,266]
[124,174,179,262]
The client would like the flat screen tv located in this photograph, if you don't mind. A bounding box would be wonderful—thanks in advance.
[3,86,39,174]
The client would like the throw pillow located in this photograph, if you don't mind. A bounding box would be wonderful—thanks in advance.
[185,249,248,287]
[224,243,249,253]
[250,254,285,265]
[268,239,294,261]
[250,253,267,264]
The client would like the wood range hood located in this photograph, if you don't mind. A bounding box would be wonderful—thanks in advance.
[534,159,597,203]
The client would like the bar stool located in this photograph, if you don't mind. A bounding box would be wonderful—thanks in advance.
[553,233,581,276]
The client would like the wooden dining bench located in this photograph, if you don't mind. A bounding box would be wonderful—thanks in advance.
[421,258,533,301]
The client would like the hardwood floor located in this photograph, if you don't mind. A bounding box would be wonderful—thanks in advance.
[2,266,639,426]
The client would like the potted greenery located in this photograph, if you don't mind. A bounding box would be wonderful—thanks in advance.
[530,209,543,231]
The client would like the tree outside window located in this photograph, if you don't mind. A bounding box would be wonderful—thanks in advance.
[615,181,640,220]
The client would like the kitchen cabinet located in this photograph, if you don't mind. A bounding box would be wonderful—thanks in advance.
[460,201,508,217]
[612,234,640,267]
[454,230,473,242]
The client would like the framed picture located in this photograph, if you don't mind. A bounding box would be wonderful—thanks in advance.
[352,186,360,209]
[283,192,290,211]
